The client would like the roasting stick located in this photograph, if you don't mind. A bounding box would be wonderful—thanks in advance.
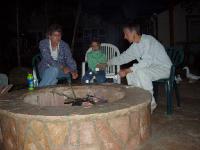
[68,82,77,99]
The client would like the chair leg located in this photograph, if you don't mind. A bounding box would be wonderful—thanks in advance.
[153,83,158,102]
[165,81,173,115]
[174,81,181,107]
[67,75,72,84]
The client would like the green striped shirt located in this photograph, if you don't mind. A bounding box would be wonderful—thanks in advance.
[87,50,106,71]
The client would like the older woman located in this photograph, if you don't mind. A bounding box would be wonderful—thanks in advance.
[38,24,78,87]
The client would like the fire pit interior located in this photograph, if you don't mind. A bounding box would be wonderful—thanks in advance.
[23,85,125,107]
[0,84,151,150]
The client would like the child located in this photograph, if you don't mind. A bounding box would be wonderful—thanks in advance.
[82,40,107,83]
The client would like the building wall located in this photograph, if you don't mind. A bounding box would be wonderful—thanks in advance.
[157,2,200,46]
[174,4,187,44]
[157,2,200,72]
[157,10,170,47]
[157,4,188,47]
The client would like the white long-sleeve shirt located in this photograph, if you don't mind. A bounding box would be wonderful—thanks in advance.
[107,34,172,71]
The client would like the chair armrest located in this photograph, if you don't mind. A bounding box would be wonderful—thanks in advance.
[117,76,121,84]
[82,62,86,77]
[33,68,37,80]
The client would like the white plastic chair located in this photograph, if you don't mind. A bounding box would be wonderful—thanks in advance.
[82,43,121,84]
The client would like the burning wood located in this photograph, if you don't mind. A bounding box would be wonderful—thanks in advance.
[51,84,108,106]
[51,91,107,106]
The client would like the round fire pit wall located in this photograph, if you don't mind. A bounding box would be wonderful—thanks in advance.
[0,85,151,150]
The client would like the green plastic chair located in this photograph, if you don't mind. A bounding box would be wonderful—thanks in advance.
[153,48,184,115]
[32,54,71,86]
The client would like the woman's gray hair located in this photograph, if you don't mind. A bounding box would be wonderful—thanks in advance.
[46,24,63,37]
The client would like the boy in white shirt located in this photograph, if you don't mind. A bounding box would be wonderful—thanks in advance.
[107,22,172,113]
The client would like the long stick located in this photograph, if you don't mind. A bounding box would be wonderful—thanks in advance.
[68,82,77,99]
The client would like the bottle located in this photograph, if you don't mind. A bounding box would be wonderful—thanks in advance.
[27,73,34,90]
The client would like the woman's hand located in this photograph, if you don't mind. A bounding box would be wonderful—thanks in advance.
[62,65,78,79]
[63,66,70,74]
[119,68,132,77]
[71,71,78,79]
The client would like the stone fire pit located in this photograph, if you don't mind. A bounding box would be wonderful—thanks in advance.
[0,84,151,150]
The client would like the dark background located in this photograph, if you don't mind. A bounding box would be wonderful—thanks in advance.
[0,0,199,75]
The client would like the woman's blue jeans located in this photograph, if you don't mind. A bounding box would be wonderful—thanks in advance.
[82,70,106,83]
[0,74,8,85]
[39,66,70,87]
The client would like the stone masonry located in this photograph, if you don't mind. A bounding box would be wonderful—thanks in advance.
[0,85,151,150]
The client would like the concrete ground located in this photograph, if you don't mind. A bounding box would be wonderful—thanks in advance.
[139,81,200,150]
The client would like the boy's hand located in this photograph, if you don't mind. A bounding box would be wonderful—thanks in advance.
[96,63,107,70]
[71,72,78,79]
[119,68,132,77]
